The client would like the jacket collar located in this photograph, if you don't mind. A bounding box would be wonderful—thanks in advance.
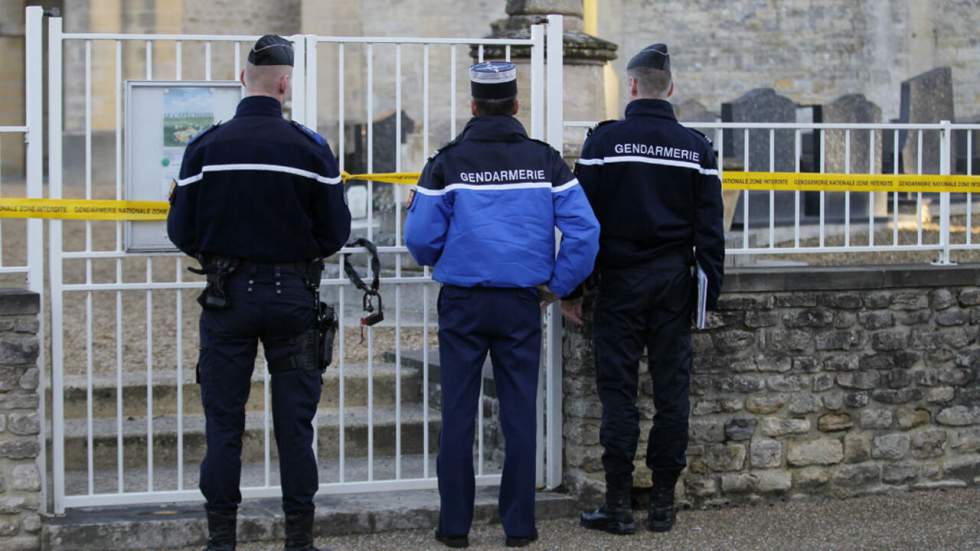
[625,98,677,121]
[459,115,528,142]
[235,95,283,118]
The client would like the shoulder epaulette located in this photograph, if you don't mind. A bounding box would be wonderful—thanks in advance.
[289,120,327,147]
[587,119,617,138]
[527,137,559,152]
[428,136,462,161]
[186,122,222,147]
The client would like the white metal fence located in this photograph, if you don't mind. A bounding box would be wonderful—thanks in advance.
[45,10,567,513]
[566,120,980,265]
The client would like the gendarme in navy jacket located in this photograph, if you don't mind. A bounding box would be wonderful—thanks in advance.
[575,99,725,308]
[167,95,351,262]
[405,115,599,298]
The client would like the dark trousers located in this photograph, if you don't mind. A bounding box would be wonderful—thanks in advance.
[436,285,541,538]
[198,264,322,514]
[593,261,693,494]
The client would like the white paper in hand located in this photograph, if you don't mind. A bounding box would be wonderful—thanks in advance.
[696,263,708,330]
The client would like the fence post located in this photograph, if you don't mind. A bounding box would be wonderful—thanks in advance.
[290,34,306,125]
[544,13,564,491]
[935,120,954,265]
[48,12,66,515]
[304,35,318,132]
[24,3,47,515]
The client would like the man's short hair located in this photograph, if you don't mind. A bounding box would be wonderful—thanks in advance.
[628,67,672,99]
[473,97,517,117]
[244,61,291,95]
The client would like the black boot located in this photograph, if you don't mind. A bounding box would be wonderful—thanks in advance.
[647,473,678,533]
[435,530,470,548]
[505,531,539,547]
[204,510,237,551]
[284,511,325,551]
[580,492,635,535]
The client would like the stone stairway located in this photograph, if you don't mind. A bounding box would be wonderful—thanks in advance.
[52,362,465,495]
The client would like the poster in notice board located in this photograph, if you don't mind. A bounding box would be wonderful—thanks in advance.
[125,81,242,252]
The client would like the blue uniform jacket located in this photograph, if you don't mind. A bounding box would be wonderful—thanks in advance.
[167,95,351,262]
[575,99,725,308]
[404,116,600,298]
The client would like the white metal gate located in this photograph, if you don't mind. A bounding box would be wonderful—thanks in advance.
[46,11,565,512]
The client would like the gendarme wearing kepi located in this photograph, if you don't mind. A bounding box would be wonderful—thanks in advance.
[469,61,518,99]
[248,34,294,66]
[404,60,599,548]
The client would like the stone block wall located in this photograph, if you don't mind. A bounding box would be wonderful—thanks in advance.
[0,290,42,551]
[564,266,980,507]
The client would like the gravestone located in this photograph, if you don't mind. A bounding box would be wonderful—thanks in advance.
[954,115,980,175]
[675,98,718,123]
[796,105,822,173]
[677,99,737,231]
[900,67,955,175]
[344,109,417,248]
[882,117,902,175]
[722,88,801,228]
[819,94,883,219]
[823,95,882,174]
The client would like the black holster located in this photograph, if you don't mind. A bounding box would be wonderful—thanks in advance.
[191,256,241,310]
[303,261,337,371]
[316,302,337,370]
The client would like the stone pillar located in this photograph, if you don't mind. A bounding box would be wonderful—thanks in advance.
[482,0,617,157]
[0,290,42,551]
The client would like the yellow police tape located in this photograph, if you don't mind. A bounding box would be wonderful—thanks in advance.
[1,171,978,221]
[341,171,421,186]
[724,172,980,193]
[0,198,170,221]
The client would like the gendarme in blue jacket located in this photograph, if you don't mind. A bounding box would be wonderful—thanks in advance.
[405,115,599,298]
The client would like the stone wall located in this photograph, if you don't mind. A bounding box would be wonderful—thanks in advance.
[563,266,980,507]
[0,290,42,551]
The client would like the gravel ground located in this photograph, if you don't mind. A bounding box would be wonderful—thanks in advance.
[179,488,980,551]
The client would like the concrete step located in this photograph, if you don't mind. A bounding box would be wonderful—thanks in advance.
[63,454,503,497]
[60,405,442,471]
[43,487,578,550]
[52,363,423,420]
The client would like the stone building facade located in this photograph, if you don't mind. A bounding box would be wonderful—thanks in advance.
[596,0,980,122]
[564,266,980,506]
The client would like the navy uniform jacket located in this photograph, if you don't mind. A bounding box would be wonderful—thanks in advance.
[167,95,352,262]
[404,116,600,299]
[575,99,725,308]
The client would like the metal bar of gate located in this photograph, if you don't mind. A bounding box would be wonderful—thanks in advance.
[544,14,564,490]
[48,13,66,515]
[24,4,46,512]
